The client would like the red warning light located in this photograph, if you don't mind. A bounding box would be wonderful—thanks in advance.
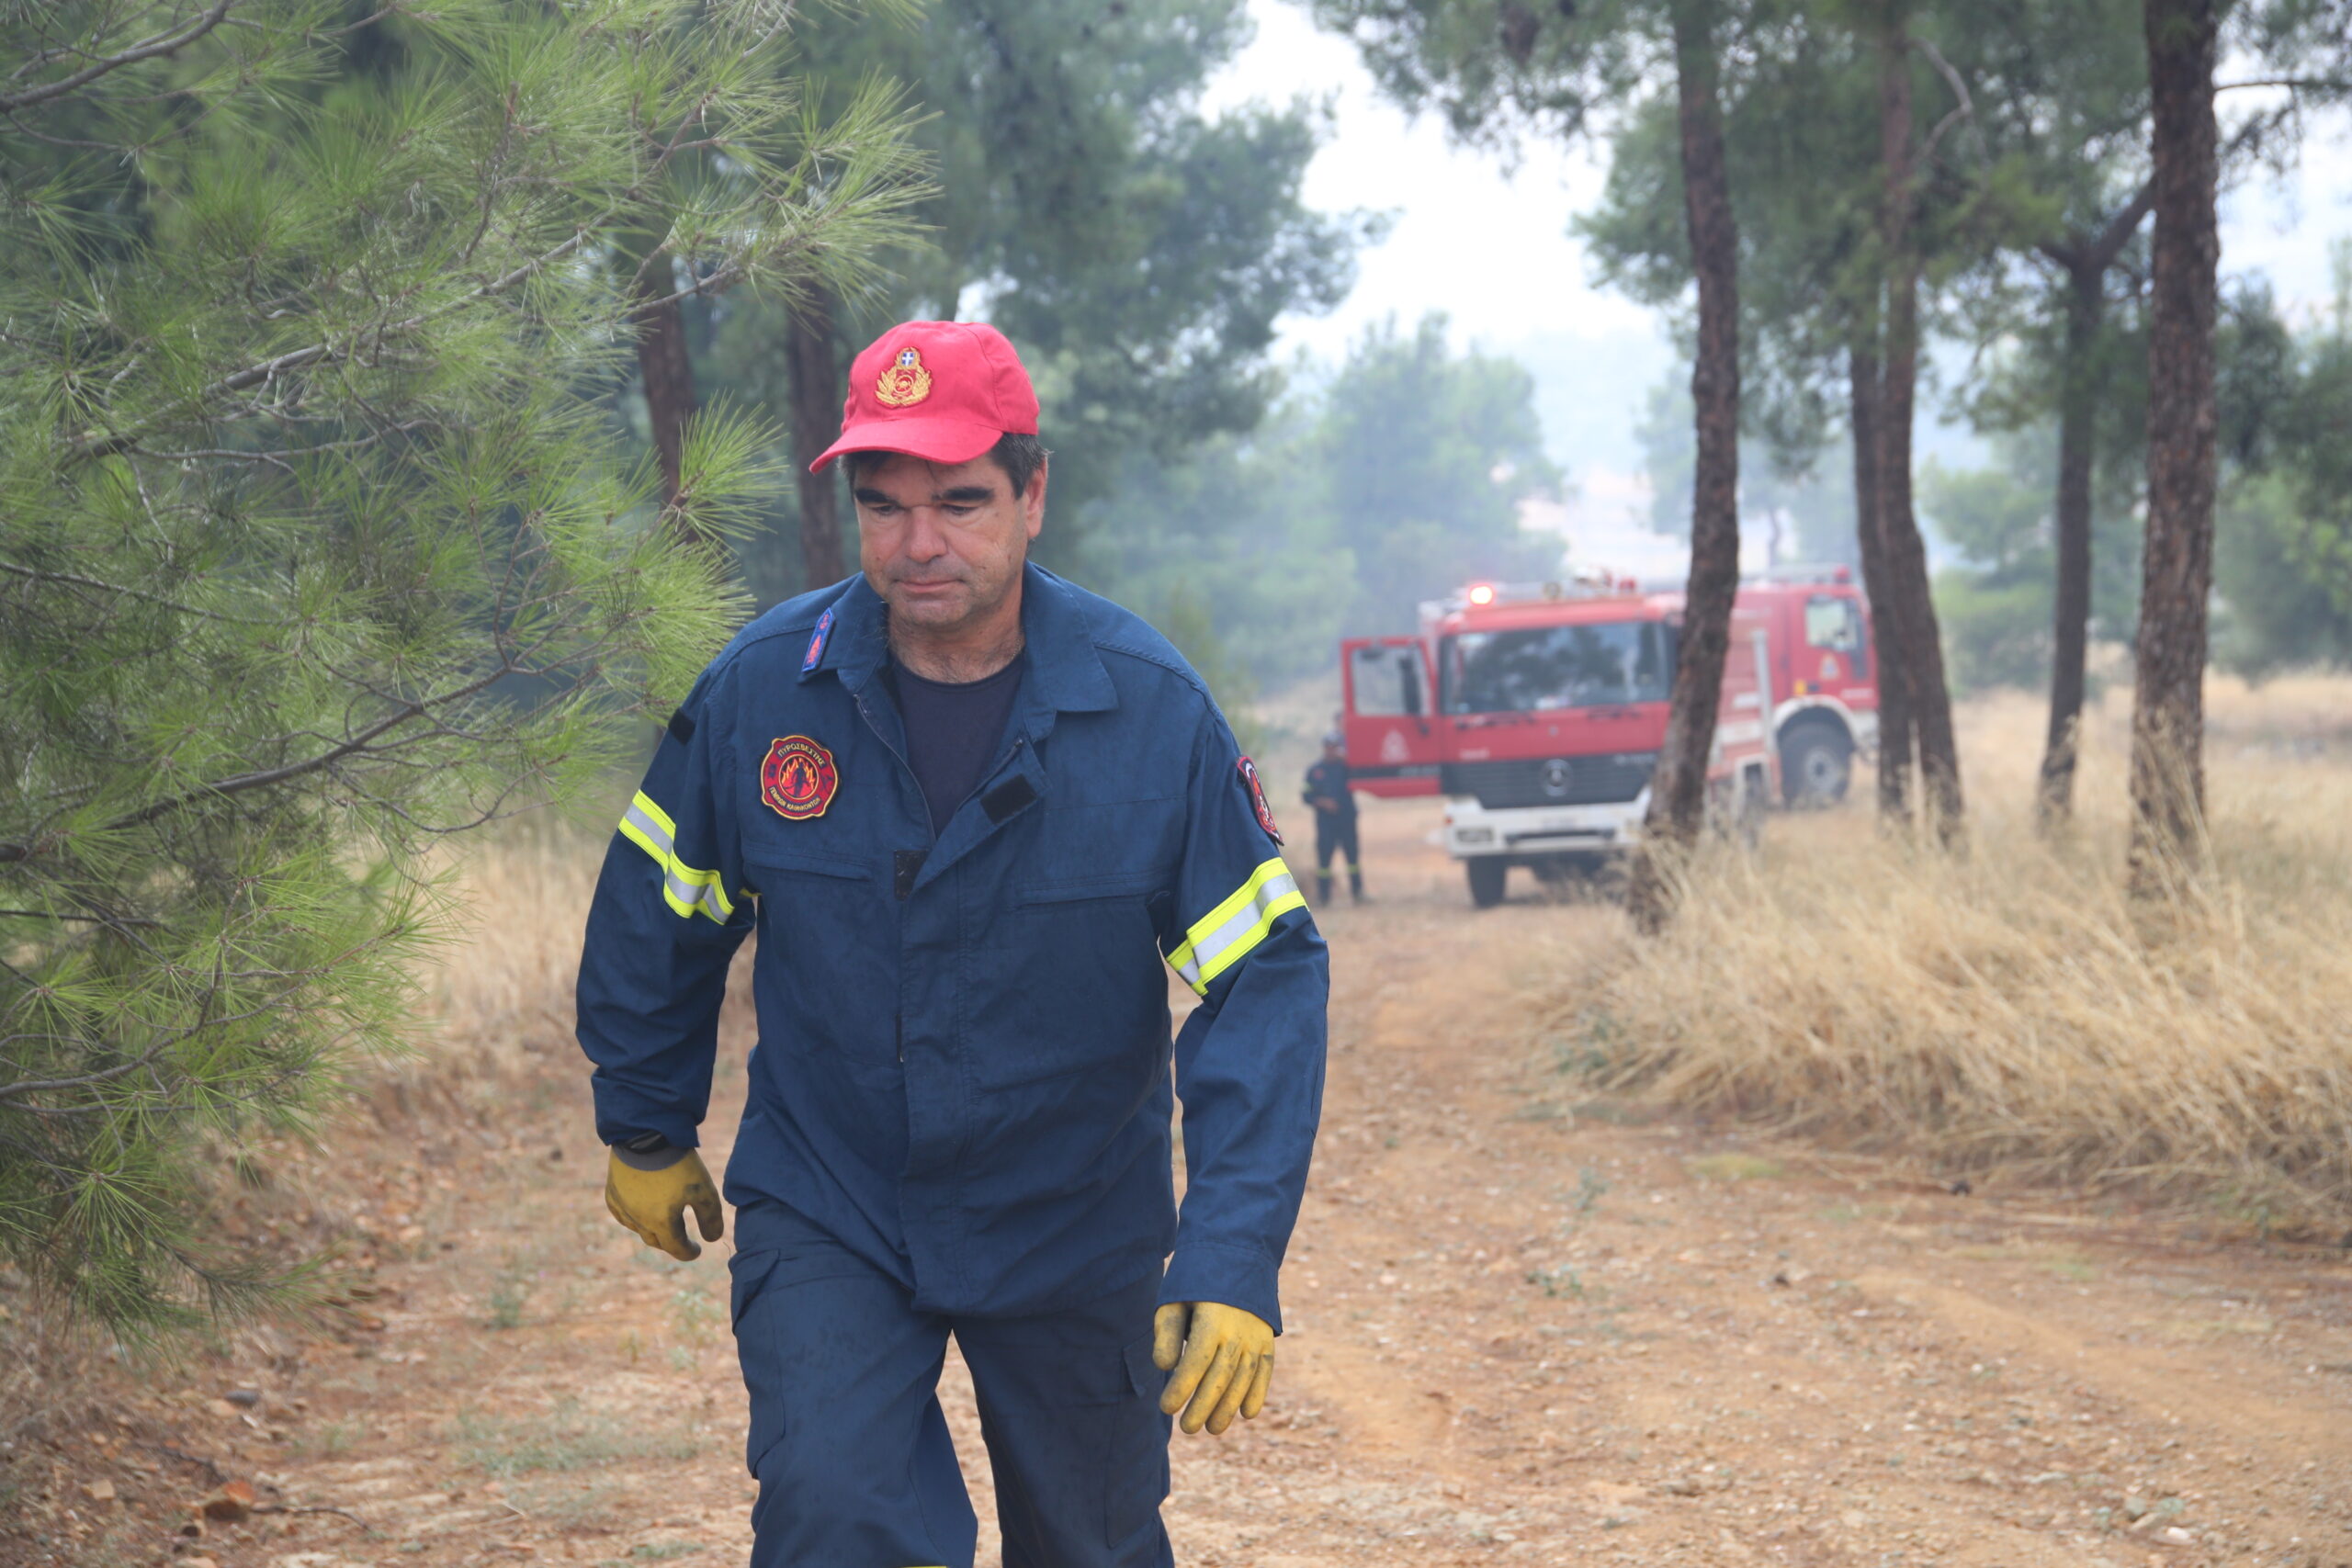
[1834,565,1852,583]
[1466,583,1497,606]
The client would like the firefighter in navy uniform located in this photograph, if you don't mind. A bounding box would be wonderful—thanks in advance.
[1301,730,1363,905]
[573,321,1328,1568]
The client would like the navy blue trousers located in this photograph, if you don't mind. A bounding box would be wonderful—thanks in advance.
[729,1201,1175,1568]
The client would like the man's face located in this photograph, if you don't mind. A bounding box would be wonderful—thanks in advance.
[853,451,1046,636]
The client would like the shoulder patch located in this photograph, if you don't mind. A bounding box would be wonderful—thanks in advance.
[1238,755,1281,845]
[801,607,836,674]
[665,708,696,745]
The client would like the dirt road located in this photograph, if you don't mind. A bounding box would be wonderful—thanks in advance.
[66,796,2352,1568]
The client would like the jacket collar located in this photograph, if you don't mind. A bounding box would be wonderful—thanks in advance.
[800,563,1116,716]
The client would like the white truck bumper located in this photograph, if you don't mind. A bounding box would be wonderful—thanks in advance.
[1442,792,1648,858]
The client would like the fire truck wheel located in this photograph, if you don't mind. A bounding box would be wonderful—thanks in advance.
[1466,857,1509,908]
[1780,726,1853,809]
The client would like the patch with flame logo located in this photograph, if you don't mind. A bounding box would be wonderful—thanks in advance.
[1238,755,1281,845]
[875,346,933,408]
[761,736,839,821]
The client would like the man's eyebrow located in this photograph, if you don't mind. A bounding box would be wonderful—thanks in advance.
[854,484,998,505]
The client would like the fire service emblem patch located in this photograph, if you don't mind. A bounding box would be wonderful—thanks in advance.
[1237,755,1281,845]
[762,736,839,821]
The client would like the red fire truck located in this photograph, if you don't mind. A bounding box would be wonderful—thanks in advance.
[1340,568,1879,907]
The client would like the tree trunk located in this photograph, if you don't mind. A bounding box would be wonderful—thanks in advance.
[1628,0,1741,936]
[2038,263,2103,826]
[1872,12,1963,843]
[631,260,700,529]
[786,283,848,592]
[1849,344,1912,818]
[2130,0,2222,892]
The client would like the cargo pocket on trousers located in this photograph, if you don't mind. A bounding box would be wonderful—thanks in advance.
[729,1248,786,1476]
[1105,1331,1171,1550]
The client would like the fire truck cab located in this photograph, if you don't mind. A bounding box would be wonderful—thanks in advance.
[1341,569,1881,906]
[1342,575,1781,908]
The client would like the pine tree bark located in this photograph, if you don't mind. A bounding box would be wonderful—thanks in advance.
[631,261,701,532]
[2036,185,2153,827]
[1872,11,1963,842]
[1628,0,1741,935]
[1849,344,1912,818]
[2130,0,2221,892]
[786,284,848,592]
[2038,264,2102,825]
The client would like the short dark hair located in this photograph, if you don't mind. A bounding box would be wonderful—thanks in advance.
[845,432,1049,494]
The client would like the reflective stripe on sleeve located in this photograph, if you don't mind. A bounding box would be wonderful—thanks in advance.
[1165,856,1306,997]
[616,790,737,924]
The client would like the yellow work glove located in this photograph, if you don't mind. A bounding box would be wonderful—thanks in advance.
[1153,1301,1274,1436]
[603,1146,724,1261]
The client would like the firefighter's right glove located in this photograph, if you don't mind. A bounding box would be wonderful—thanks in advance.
[604,1144,723,1261]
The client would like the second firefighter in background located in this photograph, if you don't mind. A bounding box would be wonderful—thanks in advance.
[1302,730,1363,905]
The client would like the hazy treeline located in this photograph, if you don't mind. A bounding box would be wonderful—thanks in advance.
[1540,0,2351,698]
[1073,315,1561,693]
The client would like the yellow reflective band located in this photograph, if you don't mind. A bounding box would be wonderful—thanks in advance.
[616,790,737,924]
[1165,856,1306,997]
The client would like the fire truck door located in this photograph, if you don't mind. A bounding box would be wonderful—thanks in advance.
[1341,637,1441,798]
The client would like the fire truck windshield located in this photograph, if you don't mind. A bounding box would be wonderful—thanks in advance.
[1441,621,1673,714]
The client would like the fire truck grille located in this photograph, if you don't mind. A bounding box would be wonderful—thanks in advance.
[1442,752,1658,810]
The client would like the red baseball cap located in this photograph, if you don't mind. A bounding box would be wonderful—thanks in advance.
[809,320,1040,472]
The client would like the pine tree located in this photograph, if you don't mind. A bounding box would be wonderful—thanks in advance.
[0,0,922,1345]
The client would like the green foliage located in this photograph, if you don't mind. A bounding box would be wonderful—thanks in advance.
[1923,457,2055,574]
[1074,316,1560,687]
[1928,569,2054,695]
[1151,585,1265,757]
[2214,471,2352,675]
[1634,371,1860,568]
[2213,257,2352,675]
[1917,434,2142,694]
[0,1,922,1345]
[1577,4,2084,459]
[1076,400,1358,689]
[1318,316,1563,631]
[1306,0,1659,147]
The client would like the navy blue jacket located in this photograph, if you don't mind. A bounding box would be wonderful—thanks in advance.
[574,565,1328,1330]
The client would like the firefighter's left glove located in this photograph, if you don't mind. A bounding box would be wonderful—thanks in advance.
[604,1143,723,1262]
[1154,1301,1274,1436]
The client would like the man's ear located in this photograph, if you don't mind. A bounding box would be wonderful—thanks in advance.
[1022,458,1048,541]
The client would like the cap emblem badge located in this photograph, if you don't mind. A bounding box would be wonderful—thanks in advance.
[762,736,839,821]
[875,346,933,408]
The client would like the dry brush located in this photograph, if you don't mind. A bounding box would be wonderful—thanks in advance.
[1554,678,2352,1228]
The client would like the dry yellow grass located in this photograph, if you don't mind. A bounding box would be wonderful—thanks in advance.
[353,818,614,1125]
[418,823,605,1055]
[1555,674,2352,1227]
[382,804,756,1118]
